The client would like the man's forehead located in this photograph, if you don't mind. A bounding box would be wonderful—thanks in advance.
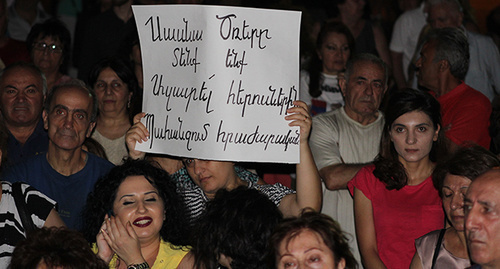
[350,62,385,80]
[1,67,43,85]
[50,87,92,108]
[467,170,500,202]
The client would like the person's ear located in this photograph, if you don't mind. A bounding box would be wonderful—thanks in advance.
[439,60,449,72]
[433,124,441,141]
[339,78,347,97]
[86,121,96,137]
[42,110,49,130]
[336,258,346,269]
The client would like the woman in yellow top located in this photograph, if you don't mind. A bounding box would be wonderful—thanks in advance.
[82,158,194,269]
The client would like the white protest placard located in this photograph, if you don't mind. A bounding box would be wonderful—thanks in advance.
[133,5,301,163]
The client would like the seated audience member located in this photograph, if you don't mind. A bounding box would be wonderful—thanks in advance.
[192,187,282,269]
[0,0,30,67]
[416,27,491,151]
[464,168,500,269]
[0,62,48,167]
[271,211,357,269]
[3,81,114,230]
[0,117,64,267]
[426,0,500,102]
[82,158,193,269]
[309,53,388,265]
[300,21,354,115]
[126,101,322,221]
[26,18,74,91]
[9,227,107,269]
[410,146,500,269]
[88,57,140,165]
[348,88,446,268]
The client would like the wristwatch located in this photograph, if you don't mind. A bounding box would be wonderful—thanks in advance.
[127,262,150,269]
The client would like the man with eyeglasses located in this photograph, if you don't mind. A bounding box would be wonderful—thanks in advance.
[0,62,48,166]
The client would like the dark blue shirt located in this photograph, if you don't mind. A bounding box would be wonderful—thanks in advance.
[3,152,114,230]
[6,119,48,167]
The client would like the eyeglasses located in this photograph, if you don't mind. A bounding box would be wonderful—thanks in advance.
[33,42,63,54]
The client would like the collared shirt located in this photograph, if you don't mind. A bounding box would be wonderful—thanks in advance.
[6,119,48,167]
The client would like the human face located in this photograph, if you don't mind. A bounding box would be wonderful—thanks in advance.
[339,62,386,123]
[113,175,164,242]
[416,41,440,92]
[184,159,239,199]
[465,170,500,268]
[32,35,64,75]
[277,229,344,269]
[390,111,439,165]
[0,67,44,128]
[43,86,95,151]
[318,32,350,75]
[428,3,463,29]
[442,174,471,231]
[94,67,132,115]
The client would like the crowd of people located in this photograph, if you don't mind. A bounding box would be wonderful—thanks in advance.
[0,0,499,268]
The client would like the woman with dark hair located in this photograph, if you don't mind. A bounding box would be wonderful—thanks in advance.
[192,187,282,269]
[82,158,193,268]
[26,18,73,91]
[300,21,354,115]
[88,57,140,164]
[348,88,446,268]
[410,146,500,269]
[10,227,107,269]
[271,211,357,269]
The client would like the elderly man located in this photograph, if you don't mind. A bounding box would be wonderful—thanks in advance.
[0,62,48,166]
[426,0,500,102]
[4,81,114,229]
[310,53,388,265]
[465,168,500,269]
[416,27,491,151]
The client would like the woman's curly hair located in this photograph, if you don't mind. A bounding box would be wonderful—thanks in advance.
[191,187,283,269]
[271,210,357,269]
[10,227,107,269]
[81,158,190,247]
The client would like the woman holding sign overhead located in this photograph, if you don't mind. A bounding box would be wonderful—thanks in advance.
[126,100,322,221]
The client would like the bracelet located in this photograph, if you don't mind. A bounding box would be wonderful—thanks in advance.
[127,262,150,269]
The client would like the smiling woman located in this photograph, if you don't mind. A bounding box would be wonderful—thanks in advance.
[348,88,447,269]
[82,158,193,269]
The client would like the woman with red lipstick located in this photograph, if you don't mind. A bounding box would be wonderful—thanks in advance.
[82,158,194,269]
[300,21,354,115]
[89,57,140,165]
[410,146,499,269]
[348,89,447,269]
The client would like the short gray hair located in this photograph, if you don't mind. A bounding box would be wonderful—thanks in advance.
[344,53,389,86]
[423,27,469,80]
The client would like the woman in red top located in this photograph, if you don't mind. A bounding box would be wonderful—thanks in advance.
[348,88,447,269]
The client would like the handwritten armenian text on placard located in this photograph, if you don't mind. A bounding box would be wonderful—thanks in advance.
[133,5,301,163]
